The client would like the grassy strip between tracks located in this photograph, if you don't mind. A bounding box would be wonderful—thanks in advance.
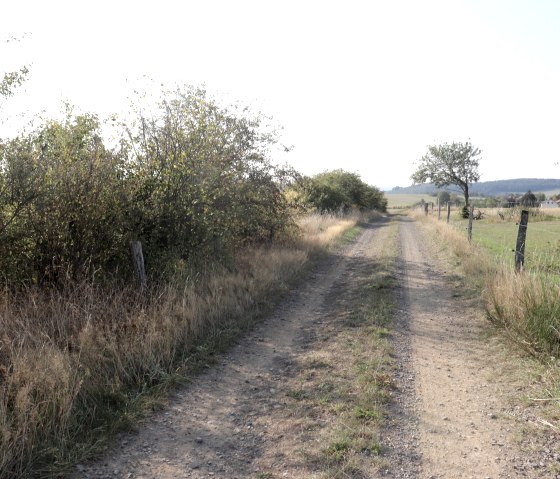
[269,217,400,478]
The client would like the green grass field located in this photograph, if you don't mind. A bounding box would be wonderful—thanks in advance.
[451,215,560,274]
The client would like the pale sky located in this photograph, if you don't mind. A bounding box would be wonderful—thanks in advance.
[1,0,560,190]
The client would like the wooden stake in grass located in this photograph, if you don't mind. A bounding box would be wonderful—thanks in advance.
[515,210,529,272]
[131,240,147,291]
[467,205,474,243]
[446,202,451,224]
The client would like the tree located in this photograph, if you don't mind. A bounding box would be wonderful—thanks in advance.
[0,66,29,99]
[296,170,387,213]
[124,85,297,270]
[411,141,481,207]
[520,190,538,207]
[1,36,30,109]
[436,190,451,205]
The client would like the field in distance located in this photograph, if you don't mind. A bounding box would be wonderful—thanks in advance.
[385,193,432,208]
[446,207,560,274]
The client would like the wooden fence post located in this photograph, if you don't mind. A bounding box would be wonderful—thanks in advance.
[467,205,474,243]
[515,210,529,271]
[424,203,429,216]
[446,202,451,224]
[131,240,147,291]
[438,199,441,220]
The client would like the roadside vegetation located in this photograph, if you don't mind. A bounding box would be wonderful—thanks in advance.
[0,83,387,477]
[409,204,560,410]
[291,169,387,214]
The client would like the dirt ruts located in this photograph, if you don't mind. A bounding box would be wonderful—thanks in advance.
[74,216,558,479]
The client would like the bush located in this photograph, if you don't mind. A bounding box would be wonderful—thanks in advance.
[294,170,387,213]
[0,112,129,285]
[0,86,298,286]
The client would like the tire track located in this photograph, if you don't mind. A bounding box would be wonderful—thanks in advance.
[74,221,386,479]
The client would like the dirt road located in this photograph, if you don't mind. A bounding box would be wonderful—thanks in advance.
[75,216,558,479]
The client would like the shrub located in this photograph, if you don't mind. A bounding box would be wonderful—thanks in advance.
[294,170,387,213]
[0,86,298,285]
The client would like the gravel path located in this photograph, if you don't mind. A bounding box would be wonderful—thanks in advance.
[381,216,559,478]
[74,219,384,479]
[73,216,559,479]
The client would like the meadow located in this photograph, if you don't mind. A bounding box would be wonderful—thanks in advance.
[446,207,560,275]
[384,192,432,209]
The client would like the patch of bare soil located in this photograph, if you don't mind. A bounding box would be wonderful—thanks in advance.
[73,216,559,479]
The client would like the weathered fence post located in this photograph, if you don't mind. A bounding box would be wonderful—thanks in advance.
[438,198,441,220]
[431,202,434,215]
[424,203,429,216]
[130,240,147,291]
[515,210,529,271]
[467,205,474,243]
[446,202,451,224]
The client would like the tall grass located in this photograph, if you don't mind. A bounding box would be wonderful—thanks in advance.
[0,213,361,478]
[486,269,560,357]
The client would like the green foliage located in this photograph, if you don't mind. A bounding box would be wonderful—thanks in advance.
[0,86,297,285]
[1,36,30,109]
[0,112,128,284]
[295,169,387,213]
[437,190,451,205]
[520,190,538,207]
[124,87,297,273]
[411,141,481,206]
[0,66,29,99]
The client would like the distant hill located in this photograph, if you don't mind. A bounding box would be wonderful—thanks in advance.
[389,178,560,196]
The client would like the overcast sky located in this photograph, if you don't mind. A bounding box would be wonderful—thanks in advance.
[2,0,560,190]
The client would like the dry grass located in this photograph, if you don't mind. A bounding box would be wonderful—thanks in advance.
[0,212,363,478]
[285,217,400,478]
[408,208,496,281]
[486,267,560,358]
[297,211,377,249]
